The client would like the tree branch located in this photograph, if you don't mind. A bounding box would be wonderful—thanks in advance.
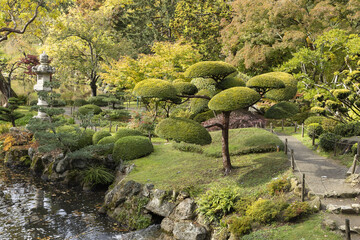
[176,94,211,100]
[204,123,223,129]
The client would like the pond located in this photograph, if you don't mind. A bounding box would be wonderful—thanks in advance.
[0,164,161,240]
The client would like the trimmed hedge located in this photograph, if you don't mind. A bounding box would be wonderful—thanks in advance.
[208,87,261,112]
[190,89,215,114]
[97,136,117,145]
[133,78,178,100]
[173,81,198,95]
[217,75,246,90]
[92,130,112,144]
[185,61,237,82]
[77,129,95,149]
[246,73,285,91]
[113,136,154,162]
[114,128,143,140]
[264,102,299,119]
[319,133,341,151]
[77,104,102,115]
[155,117,212,145]
[264,72,298,101]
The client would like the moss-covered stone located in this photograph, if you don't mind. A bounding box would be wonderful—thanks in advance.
[92,130,111,145]
[133,79,178,100]
[264,72,298,101]
[113,136,154,162]
[155,117,212,145]
[77,104,102,115]
[114,128,143,140]
[185,61,237,82]
[264,102,299,119]
[208,87,261,112]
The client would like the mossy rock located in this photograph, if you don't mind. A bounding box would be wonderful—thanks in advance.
[93,130,112,144]
[216,75,246,90]
[173,81,198,95]
[133,79,178,100]
[264,102,299,119]
[208,87,261,112]
[185,61,237,82]
[155,117,212,145]
[77,104,102,115]
[113,136,154,162]
[264,72,298,101]
[114,128,143,140]
[246,73,285,92]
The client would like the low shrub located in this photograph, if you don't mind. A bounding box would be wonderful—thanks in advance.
[246,199,280,223]
[227,216,252,237]
[307,123,323,139]
[334,122,360,137]
[104,109,131,121]
[77,129,95,149]
[304,116,326,125]
[196,187,238,223]
[113,136,153,162]
[87,96,108,107]
[78,104,102,115]
[352,143,358,155]
[81,166,115,186]
[30,100,38,106]
[114,128,143,140]
[74,99,88,107]
[233,196,255,216]
[155,117,212,145]
[267,177,291,196]
[172,142,203,154]
[283,201,312,222]
[97,136,117,145]
[50,99,66,107]
[92,130,111,144]
[319,133,342,151]
[321,118,339,133]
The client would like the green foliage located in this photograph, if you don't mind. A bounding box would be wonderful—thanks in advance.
[77,104,102,116]
[264,102,299,120]
[74,99,88,107]
[233,196,255,216]
[172,142,204,154]
[97,136,117,145]
[193,110,216,123]
[185,61,237,82]
[92,131,111,145]
[321,118,339,133]
[173,81,198,95]
[227,216,252,237]
[133,79,178,100]
[246,199,280,223]
[304,116,326,125]
[190,89,215,114]
[81,166,115,187]
[113,136,154,162]
[155,117,212,145]
[246,74,285,94]
[114,128,143,140]
[332,89,351,100]
[77,129,95,149]
[0,97,25,127]
[283,201,312,222]
[265,72,298,101]
[216,74,246,90]
[307,123,323,139]
[196,187,238,223]
[267,178,291,196]
[103,109,130,121]
[319,133,342,151]
[208,87,261,112]
[334,122,360,137]
[87,96,108,107]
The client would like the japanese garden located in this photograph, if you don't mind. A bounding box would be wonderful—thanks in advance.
[1,0,360,239]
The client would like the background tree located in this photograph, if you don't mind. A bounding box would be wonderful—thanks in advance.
[0,97,24,126]
[264,102,299,131]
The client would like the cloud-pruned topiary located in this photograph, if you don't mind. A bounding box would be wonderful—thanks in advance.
[77,104,102,115]
[92,130,112,144]
[155,117,212,145]
[114,128,143,140]
[264,102,299,119]
[190,89,216,114]
[113,136,154,162]
[216,74,246,90]
[246,73,285,95]
[173,81,198,95]
[208,87,261,112]
[185,61,237,82]
[97,135,117,145]
[133,78,178,100]
[264,72,298,101]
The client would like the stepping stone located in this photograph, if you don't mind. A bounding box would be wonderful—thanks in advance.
[326,204,340,213]
[341,206,356,214]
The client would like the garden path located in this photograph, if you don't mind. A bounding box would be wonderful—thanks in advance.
[277,132,360,239]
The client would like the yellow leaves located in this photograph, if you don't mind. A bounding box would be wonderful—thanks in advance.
[2,135,15,152]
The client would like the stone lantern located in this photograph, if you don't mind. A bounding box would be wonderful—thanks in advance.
[32,52,56,119]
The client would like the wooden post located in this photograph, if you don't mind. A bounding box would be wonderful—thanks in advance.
[302,123,304,138]
[270,123,273,133]
[291,149,295,171]
[294,122,297,133]
[282,119,284,131]
[352,154,358,175]
[345,219,351,240]
[115,124,119,132]
[70,106,73,115]
[277,146,279,152]
[312,134,315,146]
[301,173,305,202]
[285,138,288,154]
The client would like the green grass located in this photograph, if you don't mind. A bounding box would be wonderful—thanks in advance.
[275,126,353,167]
[242,213,341,240]
[203,128,284,157]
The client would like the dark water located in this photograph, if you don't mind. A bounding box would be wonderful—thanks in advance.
[0,165,125,240]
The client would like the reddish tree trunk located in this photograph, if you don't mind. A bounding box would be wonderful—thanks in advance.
[0,72,17,104]
[222,111,232,175]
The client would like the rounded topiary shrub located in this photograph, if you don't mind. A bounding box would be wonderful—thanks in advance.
[97,135,117,145]
[319,133,342,151]
[87,96,108,107]
[246,199,280,223]
[264,102,299,120]
[321,118,339,133]
[193,110,216,123]
[185,61,237,82]
[173,81,198,95]
[155,117,212,145]
[113,136,154,162]
[133,79,178,100]
[77,129,95,149]
[74,99,88,107]
[304,116,325,125]
[78,104,102,115]
[114,128,143,140]
[92,130,112,144]
[246,73,285,90]
[307,123,323,139]
[217,75,246,90]
[264,72,298,101]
